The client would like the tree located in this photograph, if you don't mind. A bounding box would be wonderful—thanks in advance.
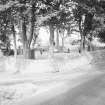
[0,8,12,55]
[0,0,37,59]
[41,0,76,52]
[18,0,62,59]
[39,0,63,56]
[0,0,64,58]
[69,0,105,52]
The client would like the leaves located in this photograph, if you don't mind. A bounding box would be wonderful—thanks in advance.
[0,1,19,12]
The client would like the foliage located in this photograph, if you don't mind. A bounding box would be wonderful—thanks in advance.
[98,29,105,42]
[0,0,105,58]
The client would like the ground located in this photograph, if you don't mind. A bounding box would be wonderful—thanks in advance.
[32,73,105,105]
[0,49,105,105]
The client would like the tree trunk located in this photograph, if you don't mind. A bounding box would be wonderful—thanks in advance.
[12,24,17,58]
[61,30,65,51]
[22,7,36,60]
[56,28,59,50]
[23,42,30,59]
[22,18,30,59]
[28,4,35,47]
[87,35,92,51]
[49,25,54,57]
[79,22,85,53]
[87,43,91,51]
[81,35,85,50]
[28,13,35,59]
[62,37,64,51]
[27,3,36,59]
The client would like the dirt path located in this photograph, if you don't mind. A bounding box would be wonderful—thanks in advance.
[16,71,102,105]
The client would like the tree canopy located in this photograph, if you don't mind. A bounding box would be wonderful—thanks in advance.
[0,0,105,58]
